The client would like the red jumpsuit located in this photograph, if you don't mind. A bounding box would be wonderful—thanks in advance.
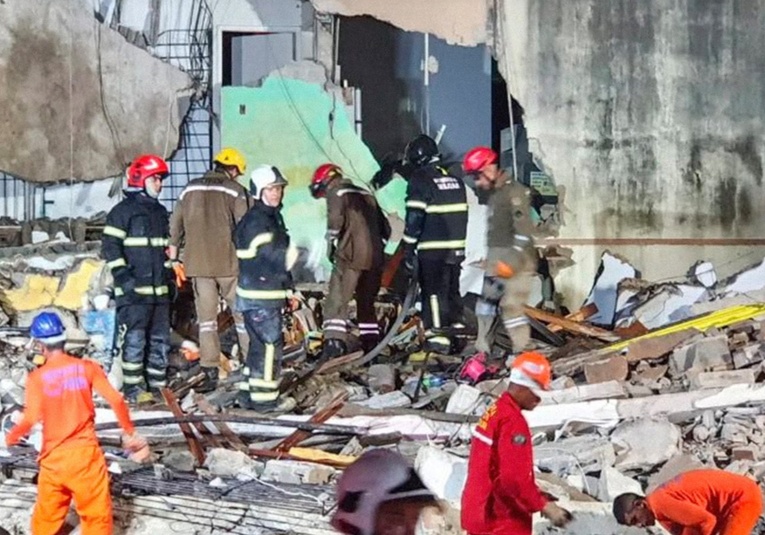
[461,392,547,535]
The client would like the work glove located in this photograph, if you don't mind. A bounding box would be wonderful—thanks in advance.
[122,432,151,463]
[170,260,187,288]
[541,502,573,528]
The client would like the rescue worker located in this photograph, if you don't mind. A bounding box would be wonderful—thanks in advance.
[169,147,251,392]
[462,146,537,356]
[309,164,391,359]
[402,135,468,352]
[4,312,149,535]
[462,352,572,534]
[613,469,763,535]
[234,165,294,411]
[103,154,173,403]
[331,449,440,535]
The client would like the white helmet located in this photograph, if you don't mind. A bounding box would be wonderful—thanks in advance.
[331,449,436,535]
[249,164,288,199]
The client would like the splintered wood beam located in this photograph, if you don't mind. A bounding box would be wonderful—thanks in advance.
[523,306,620,342]
[548,303,599,333]
[274,393,347,453]
[195,394,249,452]
[160,387,206,466]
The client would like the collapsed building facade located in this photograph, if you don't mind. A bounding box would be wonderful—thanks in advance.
[1,0,765,534]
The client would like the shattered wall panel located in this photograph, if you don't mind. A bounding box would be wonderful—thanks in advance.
[221,62,407,279]
[0,0,193,182]
[310,0,488,46]
[497,0,765,304]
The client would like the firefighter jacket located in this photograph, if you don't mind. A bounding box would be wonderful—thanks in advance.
[103,192,172,306]
[169,170,250,278]
[326,178,391,270]
[403,164,468,262]
[461,392,547,535]
[234,201,292,310]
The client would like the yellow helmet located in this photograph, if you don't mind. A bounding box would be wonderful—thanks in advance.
[214,147,247,174]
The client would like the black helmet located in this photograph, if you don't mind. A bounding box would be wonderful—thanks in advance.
[405,135,439,167]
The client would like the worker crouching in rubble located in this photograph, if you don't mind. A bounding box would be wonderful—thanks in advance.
[103,154,173,404]
[614,469,763,535]
[332,449,441,535]
[462,146,537,358]
[401,135,469,353]
[169,147,252,393]
[3,312,149,535]
[310,164,391,360]
[234,165,295,411]
[462,352,572,534]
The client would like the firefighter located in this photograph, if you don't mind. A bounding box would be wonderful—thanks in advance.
[332,449,440,535]
[169,147,251,392]
[234,165,294,411]
[401,135,468,352]
[462,146,537,356]
[462,352,572,534]
[4,312,149,535]
[614,470,763,535]
[103,154,173,403]
[310,164,391,359]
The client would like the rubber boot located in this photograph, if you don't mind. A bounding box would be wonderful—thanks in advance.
[196,366,219,394]
[322,338,347,360]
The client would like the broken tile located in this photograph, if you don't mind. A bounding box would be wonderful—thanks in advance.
[584,356,628,385]
[732,445,759,462]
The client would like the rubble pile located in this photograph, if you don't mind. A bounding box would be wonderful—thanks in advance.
[2,250,765,534]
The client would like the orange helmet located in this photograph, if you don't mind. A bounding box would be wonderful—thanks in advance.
[509,351,551,390]
[126,154,169,189]
[463,146,498,174]
[310,163,342,199]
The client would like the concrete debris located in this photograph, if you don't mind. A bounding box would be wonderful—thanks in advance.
[597,466,642,502]
[670,334,732,375]
[610,418,681,471]
[414,446,467,502]
[689,369,755,389]
[261,460,336,485]
[584,355,628,384]
[203,448,263,479]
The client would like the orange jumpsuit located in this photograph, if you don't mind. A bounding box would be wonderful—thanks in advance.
[6,353,135,535]
[646,469,763,535]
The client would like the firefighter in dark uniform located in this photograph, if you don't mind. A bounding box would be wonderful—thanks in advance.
[310,164,391,360]
[103,154,172,404]
[234,165,293,411]
[401,135,468,351]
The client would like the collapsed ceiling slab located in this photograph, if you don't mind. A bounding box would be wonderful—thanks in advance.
[310,0,488,46]
[0,0,193,183]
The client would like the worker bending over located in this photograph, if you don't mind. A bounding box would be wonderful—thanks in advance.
[103,154,173,403]
[402,135,468,353]
[332,449,440,535]
[614,469,763,535]
[462,352,572,534]
[235,165,294,411]
[5,312,148,535]
[310,164,391,359]
[169,147,251,392]
[462,146,537,356]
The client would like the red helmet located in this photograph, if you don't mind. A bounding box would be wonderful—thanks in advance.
[310,163,342,199]
[463,146,498,174]
[126,154,169,189]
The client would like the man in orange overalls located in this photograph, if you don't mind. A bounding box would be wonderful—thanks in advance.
[613,469,763,535]
[4,312,149,535]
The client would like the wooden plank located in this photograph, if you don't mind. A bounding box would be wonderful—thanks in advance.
[160,388,206,466]
[523,306,620,342]
[316,351,365,375]
[195,395,249,452]
[274,394,347,453]
[548,303,599,333]
[248,447,350,468]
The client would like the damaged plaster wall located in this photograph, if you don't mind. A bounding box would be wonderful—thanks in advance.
[497,0,765,305]
[0,0,193,183]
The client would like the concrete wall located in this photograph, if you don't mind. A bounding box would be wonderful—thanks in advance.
[498,0,765,304]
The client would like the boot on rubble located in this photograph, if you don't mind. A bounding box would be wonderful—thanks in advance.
[322,338,347,361]
[196,366,219,394]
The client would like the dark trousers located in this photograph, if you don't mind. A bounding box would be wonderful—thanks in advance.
[323,263,382,347]
[116,303,169,398]
[418,259,463,330]
[240,306,283,406]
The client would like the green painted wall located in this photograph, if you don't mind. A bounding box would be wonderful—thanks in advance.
[222,75,406,280]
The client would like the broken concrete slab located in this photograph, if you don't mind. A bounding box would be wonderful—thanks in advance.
[733,342,764,369]
[610,417,681,471]
[161,450,196,473]
[689,369,755,390]
[414,446,467,502]
[261,460,336,485]
[536,435,616,476]
[646,453,706,492]
[584,355,628,384]
[584,251,640,326]
[670,334,732,375]
[597,466,642,502]
[204,448,263,479]
[540,380,627,405]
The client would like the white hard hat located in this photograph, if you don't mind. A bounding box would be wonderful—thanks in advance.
[331,449,436,535]
[249,164,288,199]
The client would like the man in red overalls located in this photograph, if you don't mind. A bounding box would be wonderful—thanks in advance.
[461,352,572,534]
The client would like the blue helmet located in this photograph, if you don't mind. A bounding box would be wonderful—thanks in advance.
[30,312,66,344]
